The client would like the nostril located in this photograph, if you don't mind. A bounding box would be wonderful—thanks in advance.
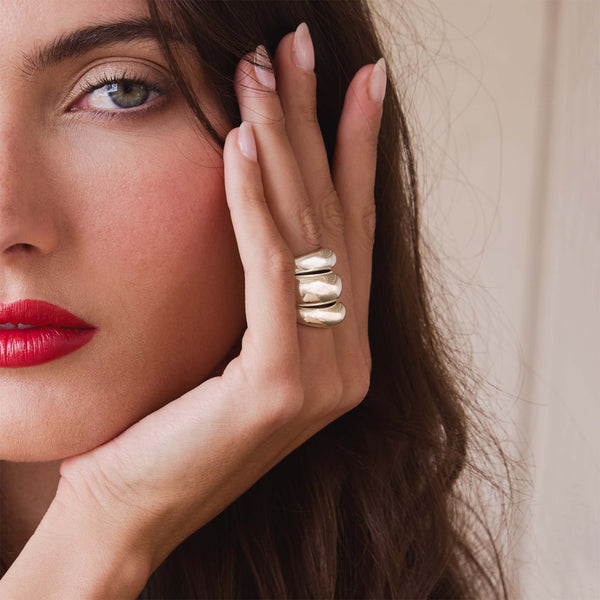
[5,243,34,253]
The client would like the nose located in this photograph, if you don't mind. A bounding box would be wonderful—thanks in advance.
[0,126,60,261]
[0,205,59,258]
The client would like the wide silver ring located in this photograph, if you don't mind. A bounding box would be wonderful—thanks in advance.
[297,302,346,328]
[296,272,342,307]
[294,248,336,275]
[294,249,345,328]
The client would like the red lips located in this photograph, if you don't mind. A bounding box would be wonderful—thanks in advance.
[0,299,97,368]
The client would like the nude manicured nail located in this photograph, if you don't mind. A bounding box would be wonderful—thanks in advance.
[237,121,257,161]
[368,58,387,105]
[254,45,276,90]
[293,22,314,72]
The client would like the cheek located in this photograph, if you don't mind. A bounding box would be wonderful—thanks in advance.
[65,128,229,271]
[83,147,231,293]
[63,126,245,366]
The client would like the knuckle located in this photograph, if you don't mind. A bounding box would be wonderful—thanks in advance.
[352,373,371,407]
[359,202,377,248]
[295,100,319,125]
[265,245,295,277]
[347,362,372,409]
[366,131,380,155]
[287,75,318,124]
[255,354,296,390]
[259,379,304,430]
[335,351,372,412]
[357,122,380,155]
[242,186,266,207]
[309,371,345,420]
[326,373,345,404]
[320,188,345,233]
[325,377,345,412]
[298,203,322,248]
[262,112,287,133]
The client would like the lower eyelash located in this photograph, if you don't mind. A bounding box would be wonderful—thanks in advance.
[82,94,169,123]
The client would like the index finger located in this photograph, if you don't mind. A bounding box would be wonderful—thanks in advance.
[223,123,298,363]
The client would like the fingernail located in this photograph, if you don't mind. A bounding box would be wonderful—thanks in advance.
[237,121,257,161]
[368,58,387,105]
[293,22,314,72]
[254,45,276,90]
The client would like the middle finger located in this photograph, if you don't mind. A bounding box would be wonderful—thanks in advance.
[233,45,322,258]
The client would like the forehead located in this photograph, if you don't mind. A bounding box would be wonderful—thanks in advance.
[0,0,150,52]
[0,0,149,25]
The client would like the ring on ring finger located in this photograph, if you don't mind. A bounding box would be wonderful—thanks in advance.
[294,248,346,328]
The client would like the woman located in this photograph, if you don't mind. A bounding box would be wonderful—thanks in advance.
[0,0,508,597]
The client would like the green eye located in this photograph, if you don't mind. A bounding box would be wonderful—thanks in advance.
[75,73,165,116]
[106,80,151,109]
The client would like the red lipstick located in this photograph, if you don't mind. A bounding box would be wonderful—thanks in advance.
[0,299,97,368]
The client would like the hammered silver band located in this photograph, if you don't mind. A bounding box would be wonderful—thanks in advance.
[294,249,345,328]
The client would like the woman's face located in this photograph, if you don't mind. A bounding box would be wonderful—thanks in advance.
[0,0,245,460]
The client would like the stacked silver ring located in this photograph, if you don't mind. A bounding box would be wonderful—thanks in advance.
[295,248,346,328]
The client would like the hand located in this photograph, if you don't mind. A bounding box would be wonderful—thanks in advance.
[7,24,385,596]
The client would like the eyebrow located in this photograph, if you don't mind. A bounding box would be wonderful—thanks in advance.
[20,18,178,78]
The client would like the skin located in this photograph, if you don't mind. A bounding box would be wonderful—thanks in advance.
[0,0,384,594]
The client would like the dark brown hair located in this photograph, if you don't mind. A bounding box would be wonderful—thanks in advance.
[139,1,511,597]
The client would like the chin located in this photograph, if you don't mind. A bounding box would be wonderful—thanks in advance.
[0,421,124,463]
[0,391,148,463]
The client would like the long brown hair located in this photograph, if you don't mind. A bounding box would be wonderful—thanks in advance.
[139,1,511,597]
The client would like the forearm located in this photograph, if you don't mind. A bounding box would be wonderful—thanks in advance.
[0,495,150,600]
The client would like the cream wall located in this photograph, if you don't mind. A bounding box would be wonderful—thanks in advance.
[372,1,599,597]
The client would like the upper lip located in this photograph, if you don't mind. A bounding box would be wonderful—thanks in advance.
[0,299,96,328]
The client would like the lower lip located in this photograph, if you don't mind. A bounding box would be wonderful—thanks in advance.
[0,327,96,368]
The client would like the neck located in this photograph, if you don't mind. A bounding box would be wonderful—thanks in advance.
[0,459,61,570]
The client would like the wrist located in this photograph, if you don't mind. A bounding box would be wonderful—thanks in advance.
[0,482,151,600]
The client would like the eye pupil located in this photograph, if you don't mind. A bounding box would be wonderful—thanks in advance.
[107,80,150,108]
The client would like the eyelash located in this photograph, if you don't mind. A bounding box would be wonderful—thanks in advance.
[73,70,167,122]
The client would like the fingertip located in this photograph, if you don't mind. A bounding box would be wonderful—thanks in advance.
[336,64,384,149]
[368,58,387,106]
[237,121,258,161]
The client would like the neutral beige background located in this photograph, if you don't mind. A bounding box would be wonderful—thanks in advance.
[372,1,599,597]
